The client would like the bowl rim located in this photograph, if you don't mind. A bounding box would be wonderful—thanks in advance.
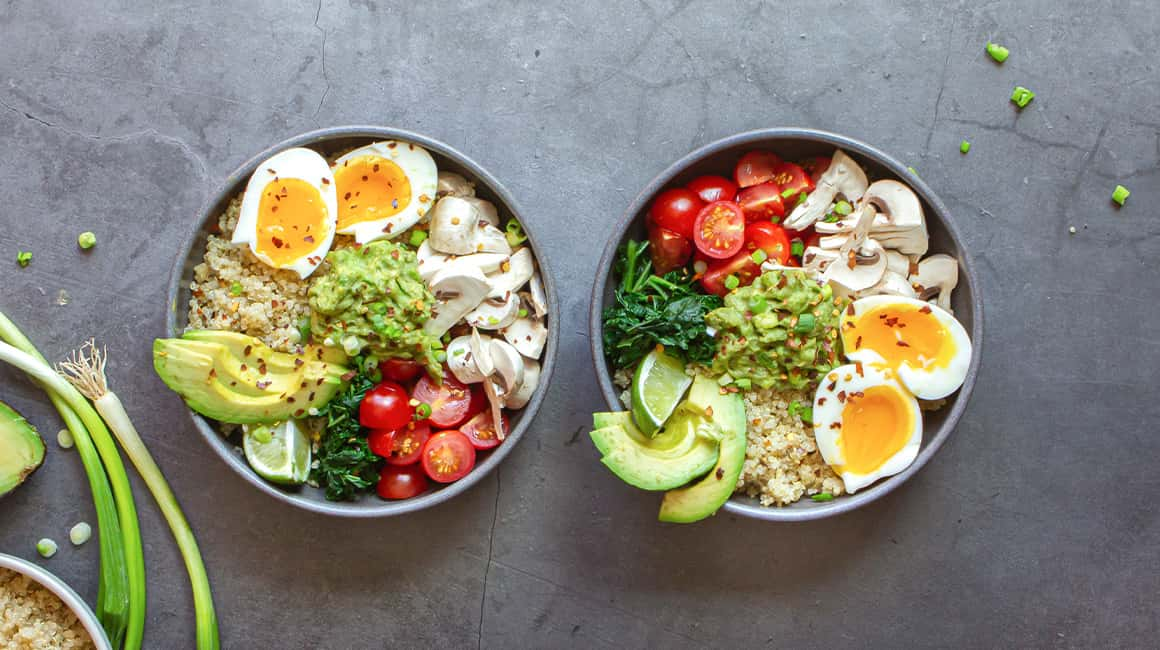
[165,125,560,518]
[588,127,984,522]
[0,553,113,649]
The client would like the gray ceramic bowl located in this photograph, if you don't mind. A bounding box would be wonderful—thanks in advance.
[0,553,112,649]
[166,126,558,517]
[590,128,983,522]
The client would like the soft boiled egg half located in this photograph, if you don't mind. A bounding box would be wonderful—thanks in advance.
[813,363,922,493]
[332,141,438,243]
[840,295,972,400]
[232,147,338,279]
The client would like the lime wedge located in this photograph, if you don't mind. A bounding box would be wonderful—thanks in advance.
[243,420,311,486]
[631,348,693,436]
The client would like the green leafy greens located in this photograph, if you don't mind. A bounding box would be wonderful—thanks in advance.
[311,364,379,500]
[602,240,722,370]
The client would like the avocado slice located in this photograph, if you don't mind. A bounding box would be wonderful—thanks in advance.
[153,338,346,424]
[590,405,720,492]
[0,401,45,498]
[658,376,747,523]
[182,329,349,369]
[162,339,345,398]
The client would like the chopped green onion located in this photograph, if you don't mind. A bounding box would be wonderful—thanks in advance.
[724,275,740,291]
[70,522,93,546]
[794,313,817,333]
[822,213,841,223]
[780,187,797,199]
[1011,86,1035,109]
[1068,226,1077,235]
[811,492,834,502]
[1112,184,1130,206]
[229,282,243,296]
[518,308,528,318]
[750,249,768,264]
[16,251,31,267]
[907,166,920,177]
[791,240,805,258]
[416,403,432,419]
[57,429,74,449]
[796,191,808,205]
[296,318,312,345]
[408,229,428,247]
[749,295,768,313]
[505,220,527,247]
[733,378,752,391]
[434,350,447,363]
[37,538,58,558]
[78,232,97,250]
[798,406,813,424]
[960,140,971,154]
[986,42,1009,63]
[833,200,852,216]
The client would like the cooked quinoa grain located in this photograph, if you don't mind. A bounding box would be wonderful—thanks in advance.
[0,568,94,650]
[736,387,844,506]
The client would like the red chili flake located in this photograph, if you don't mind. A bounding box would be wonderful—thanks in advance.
[855,362,864,377]
[294,409,305,417]
[340,371,356,382]
[259,364,268,375]
[715,467,725,480]
[372,164,380,172]
[208,368,217,379]
[344,192,352,200]
[304,236,315,244]
[837,391,847,403]
[920,305,932,314]
[777,275,788,289]
[818,397,827,405]
[851,391,865,398]
[897,341,911,347]
[827,380,837,391]
[287,397,296,404]
[240,364,248,372]
[256,380,272,390]
[267,168,276,174]
[299,381,308,389]
[388,142,397,149]
[308,392,316,402]
[855,336,863,349]
[243,345,252,356]
[830,422,842,430]
[321,177,330,185]
[294,358,304,367]
[847,303,856,316]
[271,237,284,249]
[361,175,368,181]
[271,206,279,213]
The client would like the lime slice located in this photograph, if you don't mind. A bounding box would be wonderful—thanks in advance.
[243,420,311,486]
[631,348,693,436]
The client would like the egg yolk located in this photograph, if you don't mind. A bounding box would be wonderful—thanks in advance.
[835,384,913,475]
[255,178,328,267]
[843,304,954,371]
[333,155,411,232]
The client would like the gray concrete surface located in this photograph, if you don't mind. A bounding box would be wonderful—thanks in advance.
[1,0,1157,647]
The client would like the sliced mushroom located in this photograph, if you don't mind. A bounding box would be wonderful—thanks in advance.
[482,379,505,440]
[801,246,839,276]
[428,196,513,256]
[472,222,511,254]
[909,254,958,313]
[437,171,475,198]
[873,227,929,256]
[461,197,499,226]
[447,334,487,384]
[856,270,918,299]
[489,340,526,397]
[485,248,535,297]
[528,273,548,318]
[504,359,540,409]
[823,237,887,293]
[784,150,870,230]
[501,308,547,359]
[416,241,510,282]
[471,328,494,377]
[423,266,490,337]
[884,250,912,277]
[465,292,521,330]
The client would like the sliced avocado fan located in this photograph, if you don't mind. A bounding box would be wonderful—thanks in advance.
[0,400,46,498]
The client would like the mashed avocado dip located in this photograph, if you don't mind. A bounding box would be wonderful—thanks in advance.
[308,240,443,376]
[705,269,845,390]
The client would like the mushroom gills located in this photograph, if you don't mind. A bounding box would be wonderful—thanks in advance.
[465,292,521,330]
[423,265,491,337]
[784,150,870,230]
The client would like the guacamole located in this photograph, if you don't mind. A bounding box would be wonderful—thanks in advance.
[705,270,845,390]
[308,240,443,376]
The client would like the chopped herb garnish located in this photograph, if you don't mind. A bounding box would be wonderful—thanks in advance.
[791,240,805,258]
[986,41,1009,63]
[733,378,752,391]
[907,166,920,177]
[959,140,971,154]
[415,402,432,419]
[780,187,797,199]
[16,251,31,267]
[724,274,740,291]
[794,313,817,333]
[1010,86,1035,109]
[751,249,768,264]
[811,492,834,502]
[518,308,529,318]
[409,229,428,247]
[1112,184,1130,206]
[833,200,852,216]
[77,231,97,249]
[311,365,378,500]
[796,191,808,205]
[749,295,768,313]
[505,220,528,247]
[229,282,244,296]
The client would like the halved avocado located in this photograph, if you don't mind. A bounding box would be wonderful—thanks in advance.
[182,329,349,369]
[153,339,346,424]
[658,376,747,523]
[0,401,45,498]
[161,338,344,398]
[590,406,720,492]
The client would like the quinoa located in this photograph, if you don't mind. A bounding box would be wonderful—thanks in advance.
[736,387,845,506]
[0,568,94,650]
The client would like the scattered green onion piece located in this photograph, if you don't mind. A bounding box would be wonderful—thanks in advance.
[960,140,971,154]
[37,538,58,558]
[749,295,768,314]
[1010,86,1035,109]
[750,249,768,264]
[505,220,528,247]
[57,428,74,449]
[1068,226,1077,235]
[833,200,852,216]
[794,313,817,333]
[78,232,97,250]
[251,426,273,444]
[1112,184,1130,206]
[986,42,1009,63]
[796,191,808,205]
[70,522,93,546]
[811,492,834,502]
[907,166,920,177]
[798,406,813,424]
[791,240,805,258]
[416,403,432,419]
[229,282,243,297]
[434,350,447,363]
[780,187,797,199]
[518,308,529,318]
[822,213,841,223]
[724,275,740,291]
[16,251,31,267]
[296,318,311,344]
[409,229,428,248]
[733,378,752,391]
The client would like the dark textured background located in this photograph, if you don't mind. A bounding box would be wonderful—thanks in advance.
[1,1,1157,647]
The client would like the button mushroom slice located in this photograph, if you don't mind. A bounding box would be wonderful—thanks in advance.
[446,334,488,384]
[784,150,870,230]
[481,379,506,440]
[428,196,482,255]
[437,171,475,199]
[471,222,512,255]
[501,308,547,359]
[416,240,449,280]
[909,254,959,313]
[423,265,491,337]
[417,242,510,282]
[873,227,929,257]
[461,197,499,226]
[528,273,548,318]
[465,291,521,330]
[485,248,535,297]
[489,340,526,397]
[504,359,540,410]
[856,270,918,299]
[884,250,912,277]
[471,328,494,377]
[801,246,839,276]
[823,237,888,293]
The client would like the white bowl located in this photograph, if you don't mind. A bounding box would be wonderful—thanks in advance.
[0,552,112,650]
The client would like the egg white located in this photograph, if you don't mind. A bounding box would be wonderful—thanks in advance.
[232,147,338,279]
[332,141,438,243]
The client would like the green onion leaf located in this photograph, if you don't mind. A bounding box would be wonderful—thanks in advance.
[1112,184,1130,206]
[1011,86,1035,109]
[416,402,432,419]
[960,140,971,154]
[794,313,816,333]
[229,282,244,296]
[986,42,1009,63]
[724,275,740,291]
[78,232,97,250]
[733,378,752,391]
[505,220,528,246]
[811,492,834,502]
[791,240,805,258]
[37,538,58,558]
[409,229,428,248]
[780,187,797,199]
[16,251,31,267]
[751,249,768,264]
[749,295,768,313]
[834,200,852,216]
[907,166,920,177]
[796,191,808,205]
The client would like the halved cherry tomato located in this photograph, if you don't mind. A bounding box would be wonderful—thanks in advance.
[736,181,786,222]
[734,150,783,188]
[384,421,431,466]
[745,222,792,266]
[647,223,692,274]
[380,358,422,383]
[412,373,473,428]
[465,384,488,421]
[377,464,428,500]
[421,430,477,483]
[686,175,739,203]
[367,428,396,458]
[359,381,414,431]
[460,411,509,450]
[648,188,703,240]
[800,156,831,183]
[692,201,745,259]
[700,253,761,296]
[770,162,815,202]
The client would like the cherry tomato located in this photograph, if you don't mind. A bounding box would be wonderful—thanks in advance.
[367,428,396,458]
[692,201,745,259]
[647,223,693,274]
[377,464,429,500]
[379,358,422,383]
[800,156,831,183]
[736,181,786,222]
[460,411,509,450]
[421,430,477,483]
[648,188,703,240]
[770,162,815,203]
[686,175,739,203]
[385,421,431,466]
[700,253,761,296]
[734,150,783,188]
[412,373,473,428]
[745,222,792,266]
[359,381,414,431]
[465,384,488,421]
